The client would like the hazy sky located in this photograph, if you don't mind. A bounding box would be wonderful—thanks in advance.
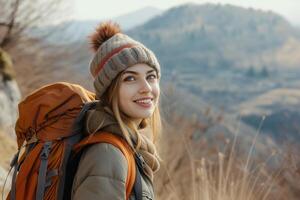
[73,0,300,25]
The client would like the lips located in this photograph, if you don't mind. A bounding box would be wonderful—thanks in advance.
[133,97,153,102]
[133,97,153,108]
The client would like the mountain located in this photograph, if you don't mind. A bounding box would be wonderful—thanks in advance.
[128,3,300,71]
[122,3,300,111]
[31,6,163,44]
[161,84,278,152]
[69,4,300,70]
[238,88,300,143]
[62,3,300,112]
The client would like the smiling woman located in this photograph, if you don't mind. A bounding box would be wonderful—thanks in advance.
[119,64,160,123]
[70,21,162,200]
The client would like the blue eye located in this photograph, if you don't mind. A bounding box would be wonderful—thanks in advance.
[123,74,157,82]
[147,74,157,80]
[124,76,135,82]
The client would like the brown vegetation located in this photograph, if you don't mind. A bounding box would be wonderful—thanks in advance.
[154,109,300,200]
[0,131,16,169]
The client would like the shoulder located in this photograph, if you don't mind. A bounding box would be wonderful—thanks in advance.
[71,143,129,199]
[75,142,128,183]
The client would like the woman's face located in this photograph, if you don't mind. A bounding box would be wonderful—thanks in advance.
[118,63,160,123]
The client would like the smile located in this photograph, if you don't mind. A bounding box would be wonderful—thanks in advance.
[133,98,153,108]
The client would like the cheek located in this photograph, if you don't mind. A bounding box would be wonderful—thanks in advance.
[119,83,137,98]
[118,84,135,111]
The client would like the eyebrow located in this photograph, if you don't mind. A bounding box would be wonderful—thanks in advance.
[123,69,155,75]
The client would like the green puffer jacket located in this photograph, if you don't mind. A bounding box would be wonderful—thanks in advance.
[71,142,155,200]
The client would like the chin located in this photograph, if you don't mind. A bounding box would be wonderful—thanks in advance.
[133,113,152,119]
[125,104,153,117]
[129,110,153,119]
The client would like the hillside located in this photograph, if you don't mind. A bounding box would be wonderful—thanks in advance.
[0,131,16,169]
[0,130,16,195]
[123,3,300,115]
[30,6,163,44]
[238,88,300,143]
[128,3,300,71]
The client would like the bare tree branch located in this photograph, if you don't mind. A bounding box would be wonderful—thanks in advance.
[0,22,9,27]
[0,0,72,49]
[0,0,20,47]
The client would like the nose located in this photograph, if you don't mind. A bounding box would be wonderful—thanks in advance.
[139,79,152,93]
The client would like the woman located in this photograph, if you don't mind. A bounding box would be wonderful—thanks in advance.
[71,21,162,200]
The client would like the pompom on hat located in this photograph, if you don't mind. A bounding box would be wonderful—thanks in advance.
[89,21,161,98]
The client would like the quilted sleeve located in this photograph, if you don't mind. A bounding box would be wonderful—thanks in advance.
[71,143,128,200]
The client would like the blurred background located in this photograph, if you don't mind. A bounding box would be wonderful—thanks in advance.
[1,0,300,199]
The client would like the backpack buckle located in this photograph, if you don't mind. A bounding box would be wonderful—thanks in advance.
[40,141,52,160]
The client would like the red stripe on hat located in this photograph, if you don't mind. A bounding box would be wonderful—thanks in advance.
[94,43,136,77]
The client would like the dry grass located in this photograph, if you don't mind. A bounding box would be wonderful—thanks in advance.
[0,131,16,170]
[155,111,300,200]
[0,130,17,199]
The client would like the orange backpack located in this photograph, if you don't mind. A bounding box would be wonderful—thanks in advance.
[6,82,137,200]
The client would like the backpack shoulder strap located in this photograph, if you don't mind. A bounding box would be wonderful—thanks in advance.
[73,132,136,200]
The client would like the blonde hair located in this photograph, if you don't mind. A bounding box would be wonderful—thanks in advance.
[102,71,162,151]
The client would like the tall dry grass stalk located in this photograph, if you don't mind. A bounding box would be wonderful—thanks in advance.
[156,113,291,200]
[0,130,16,199]
[194,152,277,200]
[187,116,276,200]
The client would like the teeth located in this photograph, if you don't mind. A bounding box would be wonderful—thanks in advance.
[135,99,152,104]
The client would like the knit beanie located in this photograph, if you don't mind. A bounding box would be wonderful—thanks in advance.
[89,21,161,98]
